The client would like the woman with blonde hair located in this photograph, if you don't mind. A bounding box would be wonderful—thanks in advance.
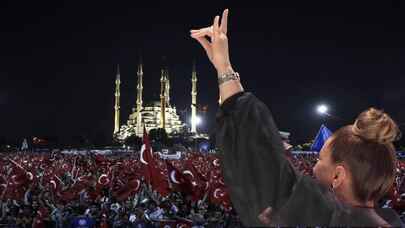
[191,9,403,226]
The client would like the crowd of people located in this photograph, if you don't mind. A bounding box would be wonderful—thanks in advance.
[1,146,405,227]
[0,150,242,228]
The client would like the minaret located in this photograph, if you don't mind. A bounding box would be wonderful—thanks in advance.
[191,61,198,134]
[136,56,144,136]
[160,68,166,129]
[164,69,170,107]
[113,64,121,135]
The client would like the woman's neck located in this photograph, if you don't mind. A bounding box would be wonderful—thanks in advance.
[335,191,374,208]
[346,199,375,209]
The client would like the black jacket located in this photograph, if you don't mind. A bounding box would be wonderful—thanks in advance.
[216,92,403,227]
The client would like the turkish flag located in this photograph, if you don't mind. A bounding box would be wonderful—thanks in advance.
[210,187,232,211]
[140,128,170,197]
[140,128,155,185]
[113,177,141,201]
[166,161,192,194]
[182,158,210,202]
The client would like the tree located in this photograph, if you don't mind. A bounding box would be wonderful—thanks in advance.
[149,128,168,144]
[148,128,169,151]
[124,134,142,148]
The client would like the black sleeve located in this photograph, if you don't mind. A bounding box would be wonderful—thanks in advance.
[216,92,299,226]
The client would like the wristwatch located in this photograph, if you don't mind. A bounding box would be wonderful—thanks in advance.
[218,71,240,85]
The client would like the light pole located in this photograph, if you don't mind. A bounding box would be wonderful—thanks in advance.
[190,115,202,151]
[190,115,202,131]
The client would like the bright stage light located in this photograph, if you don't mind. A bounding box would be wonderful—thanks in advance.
[317,104,329,115]
[191,116,202,126]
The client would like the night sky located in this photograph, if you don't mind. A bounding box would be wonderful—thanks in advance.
[1,1,404,145]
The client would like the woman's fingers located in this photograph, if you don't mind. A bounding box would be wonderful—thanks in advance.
[220,9,229,34]
[213,15,220,39]
[190,10,230,66]
[258,207,273,225]
[190,29,204,33]
[263,207,272,215]
[190,26,213,34]
[190,33,210,40]
[190,27,213,39]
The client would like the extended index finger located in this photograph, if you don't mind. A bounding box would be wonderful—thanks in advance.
[213,15,220,37]
[220,9,229,34]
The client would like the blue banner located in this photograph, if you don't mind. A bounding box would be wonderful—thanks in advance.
[311,124,333,152]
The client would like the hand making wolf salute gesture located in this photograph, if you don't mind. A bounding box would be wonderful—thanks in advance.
[189,9,403,227]
[190,9,243,104]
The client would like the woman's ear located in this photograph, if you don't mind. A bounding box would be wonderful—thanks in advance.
[332,165,346,189]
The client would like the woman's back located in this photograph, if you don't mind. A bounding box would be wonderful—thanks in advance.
[215,92,403,226]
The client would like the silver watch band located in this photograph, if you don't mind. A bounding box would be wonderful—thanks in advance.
[218,71,240,85]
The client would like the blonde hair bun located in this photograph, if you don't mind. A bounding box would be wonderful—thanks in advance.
[352,108,401,144]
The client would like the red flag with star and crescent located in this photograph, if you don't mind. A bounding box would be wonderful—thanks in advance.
[140,127,170,197]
